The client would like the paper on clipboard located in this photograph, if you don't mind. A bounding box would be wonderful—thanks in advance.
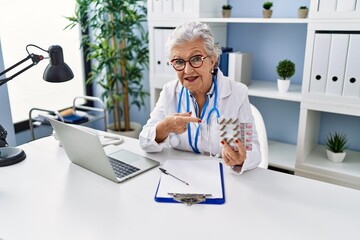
[155,160,225,204]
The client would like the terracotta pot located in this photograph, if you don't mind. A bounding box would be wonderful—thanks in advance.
[222,9,231,18]
[298,9,309,18]
[263,9,273,18]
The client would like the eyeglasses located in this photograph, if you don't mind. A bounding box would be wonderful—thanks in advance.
[170,55,208,71]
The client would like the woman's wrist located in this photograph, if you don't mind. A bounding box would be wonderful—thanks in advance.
[155,120,170,143]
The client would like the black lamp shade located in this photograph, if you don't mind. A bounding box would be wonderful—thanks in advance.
[43,45,74,83]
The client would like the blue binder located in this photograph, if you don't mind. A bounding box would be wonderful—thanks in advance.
[154,160,225,205]
[219,47,233,76]
[62,113,88,124]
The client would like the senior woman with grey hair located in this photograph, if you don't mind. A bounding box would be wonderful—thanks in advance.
[139,21,261,174]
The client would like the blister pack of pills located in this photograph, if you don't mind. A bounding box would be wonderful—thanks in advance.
[219,118,253,151]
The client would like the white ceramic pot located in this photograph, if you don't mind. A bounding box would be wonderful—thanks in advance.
[107,121,142,139]
[326,149,346,163]
[277,79,291,93]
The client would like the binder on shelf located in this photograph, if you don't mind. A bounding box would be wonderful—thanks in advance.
[228,51,252,86]
[318,0,337,12]
[163,28,175,76]
[153,28,164,75]
[151,0,162,13]
[309,33,332,94]
[325,34,349,96]
[336,0,357,11]
[148,0,227,18]
[173,0,183,13]
[342,34,360,98]
[153,28,175,76]
[219,47,233,76]
[155,160,225,205]
[163,0,173,12]
[356,0,360,11]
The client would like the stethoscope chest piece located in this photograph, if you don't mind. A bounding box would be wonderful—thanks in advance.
[170,134,180,147]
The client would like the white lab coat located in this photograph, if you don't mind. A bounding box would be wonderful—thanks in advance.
[139,70,261,174]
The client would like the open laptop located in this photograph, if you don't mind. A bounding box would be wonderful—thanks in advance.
[49,118,159,183]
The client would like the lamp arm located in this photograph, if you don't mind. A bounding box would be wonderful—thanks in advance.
[0,54,44,87]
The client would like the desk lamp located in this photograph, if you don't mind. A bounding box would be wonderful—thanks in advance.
[0,44,74,167]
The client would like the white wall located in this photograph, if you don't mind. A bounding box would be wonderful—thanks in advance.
[0,0,85,124]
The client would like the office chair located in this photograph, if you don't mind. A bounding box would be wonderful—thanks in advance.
[250,104,269,169]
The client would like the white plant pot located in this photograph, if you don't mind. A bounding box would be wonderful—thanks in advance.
[326,149,346,163]
[107,121,142,139]
[277,79,291,93]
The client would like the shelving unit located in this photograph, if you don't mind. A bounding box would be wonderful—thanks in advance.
[248,80,302,102]
[268,140,297,172]
[148,0,360,188]
[147,0,307,172]
[148,0,308,172]
[295,0,360,189]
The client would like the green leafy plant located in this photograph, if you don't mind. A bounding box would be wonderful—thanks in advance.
[222,4,232,10]
[299,6,308,10]
[276,59,295,80]
[263,1,273,10]
[65,0,149,132]
[325,132,349,153]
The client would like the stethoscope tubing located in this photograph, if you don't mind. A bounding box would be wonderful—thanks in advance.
[177,74,220,154]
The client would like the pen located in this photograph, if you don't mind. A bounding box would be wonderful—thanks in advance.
[159,168,189,186]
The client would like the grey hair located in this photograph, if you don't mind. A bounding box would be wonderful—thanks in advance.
[166,21,222,65]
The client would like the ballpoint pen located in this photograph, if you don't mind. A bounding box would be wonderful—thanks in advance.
[159,168,189,186]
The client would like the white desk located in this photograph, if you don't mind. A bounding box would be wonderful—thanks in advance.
[1,136,360,240]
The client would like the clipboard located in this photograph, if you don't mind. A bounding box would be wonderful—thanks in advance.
[154,160,225,205]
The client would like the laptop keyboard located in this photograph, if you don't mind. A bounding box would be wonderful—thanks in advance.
[109,158,140,178]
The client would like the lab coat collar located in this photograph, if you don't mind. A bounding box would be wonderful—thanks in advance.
[215,69,232,99]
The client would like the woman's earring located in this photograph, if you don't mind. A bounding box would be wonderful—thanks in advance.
[211,69,214,74]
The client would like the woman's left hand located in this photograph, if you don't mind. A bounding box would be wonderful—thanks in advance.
[221,138,246,166]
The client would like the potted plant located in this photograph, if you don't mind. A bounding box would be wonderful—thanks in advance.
[222,4,232,18]
[66,0,149,138]
[262,1,273,18]
[325,132,349,163]
[298,6,309,18]
[276,59,295,93]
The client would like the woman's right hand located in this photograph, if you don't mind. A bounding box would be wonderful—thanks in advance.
[155,112,201,143]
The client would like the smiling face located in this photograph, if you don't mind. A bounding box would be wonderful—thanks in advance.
[170,38,217,99]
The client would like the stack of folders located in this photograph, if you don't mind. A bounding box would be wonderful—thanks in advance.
[219,48,252,86]
[155,160,225,205]
[309,33,360,98]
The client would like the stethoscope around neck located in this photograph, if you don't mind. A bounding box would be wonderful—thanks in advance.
[171,73,220,154]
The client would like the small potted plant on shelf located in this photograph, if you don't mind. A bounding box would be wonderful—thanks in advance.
[222,4,232,18]
[262,1,273,18]
[325,132,349,163]
[276,59,295,93]
[298,6,309,18]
